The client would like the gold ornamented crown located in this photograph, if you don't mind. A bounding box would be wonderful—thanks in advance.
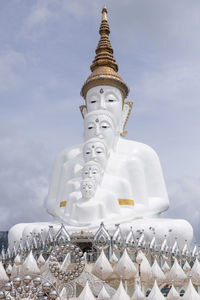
[81,7,129,100]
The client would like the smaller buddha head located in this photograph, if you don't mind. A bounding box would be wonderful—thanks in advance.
[83,138,108,168]
[80,178,96,200]
[82,161,103,185]
[84,109,117,149]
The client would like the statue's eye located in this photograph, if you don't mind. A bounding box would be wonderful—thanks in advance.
[96,147,103,154]
[96,150,102,154]
[108,99,114,102]
[88,125,93,130]
[93,171,97,174]
[101,122,109,129]
[91,100,97,104]
[84,171,89,175]
[86,151,90,155]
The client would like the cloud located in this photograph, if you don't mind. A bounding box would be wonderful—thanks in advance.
[22,0,99,40]
[0,50,26,92]
[132,61,200,113]
[26,2,52,28]
[0,129,52,230]
[110,0,200,59]
[164,176,200,243]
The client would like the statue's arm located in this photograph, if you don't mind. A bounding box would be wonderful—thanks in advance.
[141,145,169,214]
[46,151,68,216]
[46,144,82,216]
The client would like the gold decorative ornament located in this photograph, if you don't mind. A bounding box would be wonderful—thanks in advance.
[60,201,67,207]
[80,6,129,100]
[121,101,133,137]
[118,199,134,206]
[79,104,87,118]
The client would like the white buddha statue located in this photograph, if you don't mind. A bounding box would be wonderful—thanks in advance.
[8,7,193,247]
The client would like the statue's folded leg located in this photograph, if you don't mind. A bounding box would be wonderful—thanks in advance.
[116,218,193,248]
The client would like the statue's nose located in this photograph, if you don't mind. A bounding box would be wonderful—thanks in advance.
[91,149,96,158]
[95,125,100,136]
[99,98,106,109]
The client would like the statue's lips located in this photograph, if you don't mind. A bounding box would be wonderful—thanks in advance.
[96,134,104,139]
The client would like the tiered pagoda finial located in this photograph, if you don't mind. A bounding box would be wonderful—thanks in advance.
[81,7,129,100]
[90,6,118,73]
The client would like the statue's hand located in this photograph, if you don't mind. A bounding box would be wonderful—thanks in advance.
[148,197,169,214]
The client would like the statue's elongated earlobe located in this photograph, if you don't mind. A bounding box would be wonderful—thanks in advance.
[79,105,87,118]
[120,101,133,137]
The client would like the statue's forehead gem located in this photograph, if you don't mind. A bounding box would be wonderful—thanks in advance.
[92,145,95,148]
[96,118,99,122]
[100,88,104,94]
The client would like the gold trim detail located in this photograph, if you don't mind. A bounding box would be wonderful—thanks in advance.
[121,101,133,137]
[60,201,67,207]
[118,199,134,206]
[79,105,87,118]
[80,7,129,100]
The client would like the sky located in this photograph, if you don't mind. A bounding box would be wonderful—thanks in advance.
[0,0,200,243]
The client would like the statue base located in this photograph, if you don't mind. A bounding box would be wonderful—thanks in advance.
[8,216,193,249]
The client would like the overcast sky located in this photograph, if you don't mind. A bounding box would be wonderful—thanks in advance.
[0,0,200,243]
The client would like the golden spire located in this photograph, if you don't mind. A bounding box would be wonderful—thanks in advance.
[81,7,129,100]
[102,6,108,21]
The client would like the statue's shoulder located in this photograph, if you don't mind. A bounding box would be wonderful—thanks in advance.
[56,143,83,164]
[118,138,159,159]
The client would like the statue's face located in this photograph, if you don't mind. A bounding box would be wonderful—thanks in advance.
[81,179,96,199]
[82,163,102,184]
[83,141,107,167]
[86,85,123,127]
[84,113,115,149]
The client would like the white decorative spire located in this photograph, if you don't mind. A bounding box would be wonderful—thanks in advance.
[10,263,20,279]
[60,286,68,300]
[109,251,118,265]
[60,253,71,271]
[78,281,96,300]
[166,285,180,300]
[14,253,22,265]
[183,260,191,273]
[0,261,9,283]
[21,250,41,276]
[147,280,165,300]
[182,279,200,300]
[112,280,130,300]
[162,261,170,274]
[98,285,110,299]
[92,250,113,280]
[136,250,152,283]
[6,263,12,276]
[131,280,145,300]
[151,258,166,284]
[190,258,200,285]
[167,258,187,286]
[37,253,46,273]
[114,248,137,279]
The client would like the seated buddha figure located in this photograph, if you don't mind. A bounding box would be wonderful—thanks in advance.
[8,7,193,246]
